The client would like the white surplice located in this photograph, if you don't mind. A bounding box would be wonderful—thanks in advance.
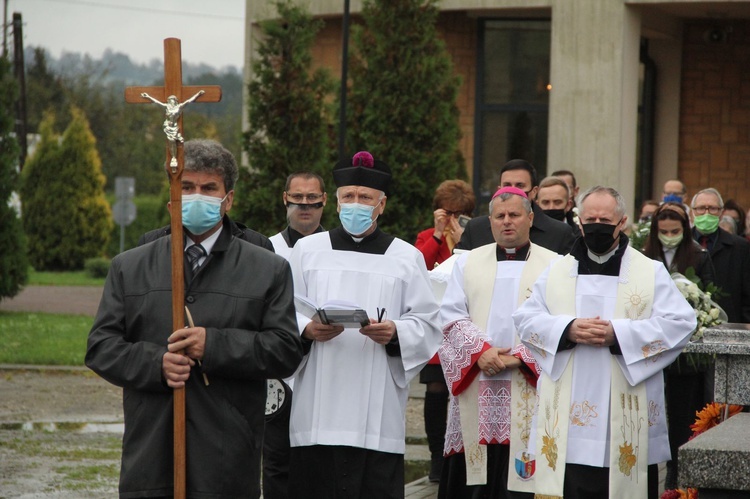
[440,255,537,453]
[269,232,292,260]
[288,231,441,454]
[512,248,697,468]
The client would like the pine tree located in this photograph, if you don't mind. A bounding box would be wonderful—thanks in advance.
[346,0,465,242]
[21,108,112,270]
[0,56,28,300]
[235,0,335,235]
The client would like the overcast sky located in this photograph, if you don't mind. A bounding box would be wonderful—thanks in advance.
[7,0,245,69]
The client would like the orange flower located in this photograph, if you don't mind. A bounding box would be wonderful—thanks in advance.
[689,402,743,438]
[660,487,698,499]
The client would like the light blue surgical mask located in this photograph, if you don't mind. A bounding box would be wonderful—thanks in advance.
[182,193,226,235]
[339,202,377,236]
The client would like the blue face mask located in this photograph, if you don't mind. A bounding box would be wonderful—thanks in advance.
[182,193,226,235]
[663,193,683,204]
[339,202,377,236]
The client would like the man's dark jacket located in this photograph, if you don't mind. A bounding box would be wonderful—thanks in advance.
[86,217,303,498]
[138,214,274,252]
[456,202,577,254]
[695,228,750,323]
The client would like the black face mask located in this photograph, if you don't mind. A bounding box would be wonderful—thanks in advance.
[543,209,566,222]
[582,222,620,254]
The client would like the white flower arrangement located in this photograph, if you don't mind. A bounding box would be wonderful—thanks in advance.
[671,272,727,342]
[628,220,651,251]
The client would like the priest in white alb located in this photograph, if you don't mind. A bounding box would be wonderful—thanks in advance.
[512,186,696,499]
[287,151,441,498]
[438,187,559,499]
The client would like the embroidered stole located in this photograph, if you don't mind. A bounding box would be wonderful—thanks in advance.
[534,249,653,499]
[460,242,555,490]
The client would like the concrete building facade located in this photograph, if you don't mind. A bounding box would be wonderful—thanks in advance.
[246,1,750,217]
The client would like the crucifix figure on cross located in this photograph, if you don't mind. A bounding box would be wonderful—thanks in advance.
[123,37,221,499]
[141,90,205,169]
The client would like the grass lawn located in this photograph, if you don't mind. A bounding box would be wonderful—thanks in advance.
[0,312,92,365]
[28,269,105,287]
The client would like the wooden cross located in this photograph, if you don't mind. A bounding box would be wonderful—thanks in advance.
[124,38,221,499]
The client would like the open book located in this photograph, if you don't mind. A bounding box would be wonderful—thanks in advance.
[294,295,370,328]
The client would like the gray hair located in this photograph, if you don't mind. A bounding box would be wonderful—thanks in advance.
[488,193,532,214]
[335,187,385,201]
[577,186,626,219]
[691,188,724,209]
[179,139,239,192]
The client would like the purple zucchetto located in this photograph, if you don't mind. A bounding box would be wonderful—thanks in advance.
[492,186,528,200]
[333,151,392,196]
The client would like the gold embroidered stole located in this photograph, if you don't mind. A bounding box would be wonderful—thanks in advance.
[535,249,653,499]
[461,242,555,488]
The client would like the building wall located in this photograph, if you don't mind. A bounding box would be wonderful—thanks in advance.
[679,20,750,209]
[438,13,477,181]
[547,0,640,207]
[247,0,750,216]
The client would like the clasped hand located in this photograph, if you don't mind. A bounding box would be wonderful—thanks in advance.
[568,316,615,346]
[477,347,522,376]
[162,326,206,388]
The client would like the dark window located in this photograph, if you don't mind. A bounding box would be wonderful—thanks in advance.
[474,19,551,209]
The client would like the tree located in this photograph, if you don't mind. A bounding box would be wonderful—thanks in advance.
[25,48,66,134]
[21,108,113,270]
[235,0,335,235]
[0,56,28,300]
[346,0,465,242]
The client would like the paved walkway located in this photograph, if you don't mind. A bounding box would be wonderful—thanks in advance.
[0,285,103,316]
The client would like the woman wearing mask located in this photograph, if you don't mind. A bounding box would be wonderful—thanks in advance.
[642,201,715,490]
[643,202,715,283]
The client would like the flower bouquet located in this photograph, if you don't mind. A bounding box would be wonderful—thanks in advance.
[670,271,727,371]
[629,220,651,251]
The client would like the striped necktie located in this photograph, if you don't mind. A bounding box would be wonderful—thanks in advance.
[186,244,206,273]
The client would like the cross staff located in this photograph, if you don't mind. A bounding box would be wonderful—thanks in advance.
[124,38,221,499]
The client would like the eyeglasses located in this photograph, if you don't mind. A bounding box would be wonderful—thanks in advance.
[286,193,323,203]
[444,210,471,217]
[692,205,722,215]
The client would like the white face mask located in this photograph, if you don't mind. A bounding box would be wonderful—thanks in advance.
[658,232,683,249]
[339,203,376,236]
[182,193,226,235]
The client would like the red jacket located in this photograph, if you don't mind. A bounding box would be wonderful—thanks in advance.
[415,227,452,270]
[415,227,452,365]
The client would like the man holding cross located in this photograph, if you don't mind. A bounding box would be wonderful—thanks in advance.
[86,139,304,498]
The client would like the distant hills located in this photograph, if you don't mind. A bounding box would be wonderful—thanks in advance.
[24,46,241,86]
[23,45,243,123]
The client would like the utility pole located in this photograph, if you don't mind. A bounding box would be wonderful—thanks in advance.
[3,0,8,57]
[338,0,350,161]
[12,12,27,169]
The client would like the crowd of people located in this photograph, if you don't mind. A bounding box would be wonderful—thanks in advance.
[84,139,749,499]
